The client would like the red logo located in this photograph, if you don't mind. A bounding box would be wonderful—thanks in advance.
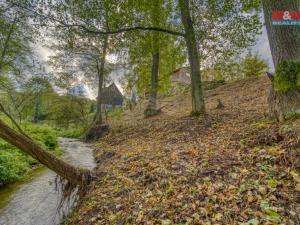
[272,11,300,20]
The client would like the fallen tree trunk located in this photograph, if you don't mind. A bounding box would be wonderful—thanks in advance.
[0,119,93,185]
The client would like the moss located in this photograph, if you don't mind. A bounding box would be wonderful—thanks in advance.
[144,107,161,117]
[284,112,300,120]
[274,61,300,92]
[297,71,300,88]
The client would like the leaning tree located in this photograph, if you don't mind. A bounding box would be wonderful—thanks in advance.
[263,0,300,121]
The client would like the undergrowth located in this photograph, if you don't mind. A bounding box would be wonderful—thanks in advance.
[274,61,300,92]
[0,121,61,187]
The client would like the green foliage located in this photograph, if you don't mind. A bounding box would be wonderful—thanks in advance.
[274,61,300,92]
[203,53,268,81]
[241,52,268,78]
[284,112,300,120]
[24,124,59,151]
[0,122,60,186]
[56,127,86,138]
[107,108,124,123]
[194,0,262,67]
[297,71,300,88]
[47,95,92,129]
[125,0,186,96]
[0,145,30,185]
[204,62,242,81]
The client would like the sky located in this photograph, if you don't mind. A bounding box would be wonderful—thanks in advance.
[252,25,274,72]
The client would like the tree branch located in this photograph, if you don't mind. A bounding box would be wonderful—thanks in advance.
[0,101,27,137]
[61,24,185,37]
[10,2,185,37]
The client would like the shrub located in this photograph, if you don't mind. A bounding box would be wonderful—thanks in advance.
[274,61,300,92]
[107,108,123,123]
[24,124,59,151]
[0,122,60,186]
[56,127,86,138]
[0,143,29,186]
[241,52,268,78]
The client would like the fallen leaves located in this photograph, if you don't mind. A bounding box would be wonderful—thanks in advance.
[65,77,300,225]
[291,170,300,192]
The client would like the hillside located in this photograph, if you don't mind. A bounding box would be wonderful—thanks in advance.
[66,76,300,225]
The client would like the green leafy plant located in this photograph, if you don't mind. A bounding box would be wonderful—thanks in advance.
[0,122,61,186]
[241,52,268,78]
[274,61,300,92]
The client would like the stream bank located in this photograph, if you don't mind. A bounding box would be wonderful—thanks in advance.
[0,138,95,225]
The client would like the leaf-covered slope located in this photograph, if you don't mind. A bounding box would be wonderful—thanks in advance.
[66,76,300,225]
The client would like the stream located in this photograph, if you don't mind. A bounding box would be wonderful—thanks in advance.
[0,138,95,225]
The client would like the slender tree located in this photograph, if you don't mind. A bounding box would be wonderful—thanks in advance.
[263,0,300,121]
[179,0,205,115]
[144,0,161,117]
[95,36,109,124]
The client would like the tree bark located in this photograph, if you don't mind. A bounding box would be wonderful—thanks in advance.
[178,0,205,116]
[95,36,108,124]
[33,95,41,123]
[263,0,300,121]
[144,0,161,117]
[0,101,25,136]
[0,119,93,185]
[145,52,160,117]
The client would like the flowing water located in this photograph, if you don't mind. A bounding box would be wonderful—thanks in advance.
[0,138,95,225]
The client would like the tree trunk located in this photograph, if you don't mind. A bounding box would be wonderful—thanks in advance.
[33,95,41,123]
[0,120,93,185]
[144,52,160,117]
[178,0,205,116]
[95,36,108,124]
[144,0,161,117]
[263,0,300,121]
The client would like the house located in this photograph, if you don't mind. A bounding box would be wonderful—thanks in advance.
[102,83,123,108]
[170,67,191,85]
[170,67,225,91]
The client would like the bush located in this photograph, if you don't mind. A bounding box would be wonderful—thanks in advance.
[0,142,31,186]
[241,52,268,78]
[107,108,123,123]
[24,124,59,151]
[274,61,300,92]
[55,127,86,138]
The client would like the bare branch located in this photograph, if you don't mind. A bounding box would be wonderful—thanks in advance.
[0,101,26,136]
[61,24,185,37]
[10,2,185,37]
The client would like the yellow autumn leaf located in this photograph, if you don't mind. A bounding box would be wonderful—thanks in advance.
[290,170,300,183]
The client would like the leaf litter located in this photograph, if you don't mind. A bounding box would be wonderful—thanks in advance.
[66,77,300,225]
